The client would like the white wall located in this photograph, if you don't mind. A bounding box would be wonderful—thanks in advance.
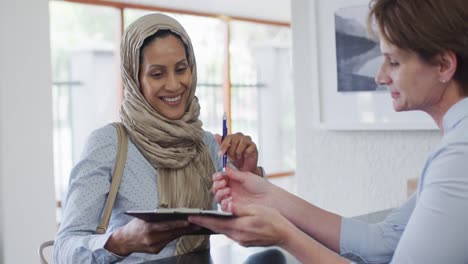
[255,46,294,173]
[0,0,57,263]
[291,0,441,216]
[70,49,119,167]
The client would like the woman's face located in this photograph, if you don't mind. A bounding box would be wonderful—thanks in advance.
[375,38,445,113]
[139,34,192,120]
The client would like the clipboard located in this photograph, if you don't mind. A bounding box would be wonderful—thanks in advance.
[125,208,234,235]
[125,208,234,223]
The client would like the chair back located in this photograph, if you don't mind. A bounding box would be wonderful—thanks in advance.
[38,240,54,264]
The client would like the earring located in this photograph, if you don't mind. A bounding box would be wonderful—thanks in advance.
[440,79,447,83]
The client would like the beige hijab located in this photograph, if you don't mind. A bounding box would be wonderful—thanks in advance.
[120,13,214,255]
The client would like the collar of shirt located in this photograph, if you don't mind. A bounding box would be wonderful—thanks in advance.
[442,97,468,133]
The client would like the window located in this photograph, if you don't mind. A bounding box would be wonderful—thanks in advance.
[230,20,295,173]
[49,2,121,202]
[49,1,295,210]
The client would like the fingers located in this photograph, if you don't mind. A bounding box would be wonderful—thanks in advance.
[217,137,230,157]
[230,202,256,217]
[225,166,247,183]
[217,133,256,160]
[244,143,257,157]
[188,216,233,234]
[187,209,258,247]
[235,138,257,160]
[145,240,171,254]
[228,133,253,159]
[212,172,231,204]
[212,167,249,204]
[212,170,231,205]
[212,173,227,193]
[146,227,192,254]
[122,219,197,255]
[214,187,231,203]
[211,168,247,192]
[140,225,192,254]
[221,197,233,211]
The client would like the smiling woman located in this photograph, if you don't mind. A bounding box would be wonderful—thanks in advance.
[49,1,295,224]
[54,13,264,263]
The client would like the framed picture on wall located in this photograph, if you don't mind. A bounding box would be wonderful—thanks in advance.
[311,0,437,130]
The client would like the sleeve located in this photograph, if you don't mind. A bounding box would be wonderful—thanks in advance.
[203,131,223,172]
[54,124,124,263]
[340,194,416,263]
[390,143,468,263]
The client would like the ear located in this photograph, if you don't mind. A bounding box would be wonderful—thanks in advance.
[437,50,457,82]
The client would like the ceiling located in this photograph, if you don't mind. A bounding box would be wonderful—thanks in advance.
[105,0,291,23]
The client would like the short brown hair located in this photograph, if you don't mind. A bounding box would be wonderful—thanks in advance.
[367,0,468,95]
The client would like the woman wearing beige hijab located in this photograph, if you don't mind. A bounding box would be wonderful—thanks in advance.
[54,13,262,263]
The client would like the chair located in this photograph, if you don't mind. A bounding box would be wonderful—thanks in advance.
[38,240,54,264]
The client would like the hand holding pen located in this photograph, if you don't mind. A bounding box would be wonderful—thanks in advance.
[217,112,259,174]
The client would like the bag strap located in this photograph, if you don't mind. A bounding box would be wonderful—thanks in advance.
[96,122,128,234]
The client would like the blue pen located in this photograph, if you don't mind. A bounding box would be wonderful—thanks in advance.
[222,112,228,172]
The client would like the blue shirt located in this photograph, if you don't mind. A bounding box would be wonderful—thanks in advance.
[54,124,223,263]
[340,98,468,264]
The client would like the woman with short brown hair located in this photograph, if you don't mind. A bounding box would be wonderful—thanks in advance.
[189,0,468,263]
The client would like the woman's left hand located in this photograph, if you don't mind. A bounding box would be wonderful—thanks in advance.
[216,133,259,174]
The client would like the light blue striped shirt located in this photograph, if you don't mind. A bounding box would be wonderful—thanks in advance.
[54,124,223,263]
[340,98,468,263]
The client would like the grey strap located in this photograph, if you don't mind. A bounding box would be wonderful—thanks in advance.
[96,122,128,234]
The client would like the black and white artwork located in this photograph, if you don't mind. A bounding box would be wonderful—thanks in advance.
[335,5,383,92]
[313,0,436,130]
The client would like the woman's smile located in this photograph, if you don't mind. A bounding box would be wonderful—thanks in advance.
[160,93,183,105]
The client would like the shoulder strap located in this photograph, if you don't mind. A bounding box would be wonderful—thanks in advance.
[96,122,128,234]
